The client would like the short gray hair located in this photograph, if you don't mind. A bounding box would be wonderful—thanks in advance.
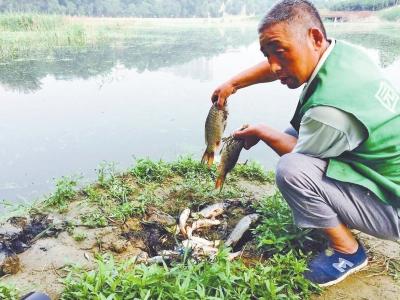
[258,0,327,39]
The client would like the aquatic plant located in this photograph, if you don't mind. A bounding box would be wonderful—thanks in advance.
[62,249,318,300]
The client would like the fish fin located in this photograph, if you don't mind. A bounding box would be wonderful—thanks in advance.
[201,150,214,167]
[215,174,225,190]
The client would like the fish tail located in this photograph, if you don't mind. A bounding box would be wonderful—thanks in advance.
[215,174,225,190]
[201,150,214,167]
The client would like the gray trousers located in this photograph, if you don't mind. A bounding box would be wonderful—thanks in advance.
[276,129,400,241]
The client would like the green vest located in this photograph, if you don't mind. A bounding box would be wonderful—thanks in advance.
[290,40,400,207]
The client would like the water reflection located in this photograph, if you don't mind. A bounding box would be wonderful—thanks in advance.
[0,26,257,93]
[0,23,399,208]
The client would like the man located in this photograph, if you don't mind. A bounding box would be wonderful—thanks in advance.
[211,0,400,287]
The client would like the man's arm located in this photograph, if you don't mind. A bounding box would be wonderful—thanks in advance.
[212,60,278,109]
[234,124,297,156]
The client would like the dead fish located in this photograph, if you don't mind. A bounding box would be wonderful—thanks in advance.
[146,256,166,264]
[202,102,228,167]
[194,245,219,257]
[186,226,193,239]
[190,236,221,248]
[191,219,220,232]
[225,213,259,247]
[215,125,248,189]
[179,208,191,237]
[228,251,242,261]
[192,202,227,219]
[158,250,181,259]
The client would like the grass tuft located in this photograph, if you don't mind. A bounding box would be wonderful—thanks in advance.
[0,283,19,300]
[131,158,172,184]
[232,161,275,183]
[62,249,318,299]
[254,191,325,255]
[44,176,79,211]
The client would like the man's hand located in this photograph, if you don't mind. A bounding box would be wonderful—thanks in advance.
[234,124,298,155]
[211,82,237,109]
[233,124,262,150]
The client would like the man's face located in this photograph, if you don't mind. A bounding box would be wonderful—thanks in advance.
[259,22,320,89]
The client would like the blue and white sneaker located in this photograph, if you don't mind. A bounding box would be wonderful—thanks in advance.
[305,243,368,287]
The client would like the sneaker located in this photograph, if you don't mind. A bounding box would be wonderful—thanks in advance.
[304,243,368,287]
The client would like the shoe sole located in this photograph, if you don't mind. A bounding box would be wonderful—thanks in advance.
[318,259,368,288]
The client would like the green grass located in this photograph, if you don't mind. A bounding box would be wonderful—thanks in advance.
[62,249,318,300]
[232,161,275,183]
[0,283,19,300]
[254,191,326,255]
[379,6,400,22]
[44,176,79,212]
[131,158,173,184]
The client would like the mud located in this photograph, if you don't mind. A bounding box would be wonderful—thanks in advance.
[0,214,65,276]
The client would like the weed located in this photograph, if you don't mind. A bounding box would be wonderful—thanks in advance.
[254,191,325,255]
[73,232,87,242]
[44,176,79,211]
[62,249,317,299]
[131,158,172,183]
[96,161,118,188]
[170,155,216,178]
[81,211,108,228]
[232,161,274,183]
[389,259,400,282]
[82,186,103,203]
[0,283,19,300]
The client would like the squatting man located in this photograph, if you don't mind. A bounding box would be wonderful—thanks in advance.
[211,0,400,287]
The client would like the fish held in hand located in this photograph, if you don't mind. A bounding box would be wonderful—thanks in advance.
[215,135,245,190]
[202,103,228,167]
[225,213,259,247]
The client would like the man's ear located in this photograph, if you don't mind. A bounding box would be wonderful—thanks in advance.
[308,27,324,50]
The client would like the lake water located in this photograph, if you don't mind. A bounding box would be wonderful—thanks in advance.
[1,21,399,209]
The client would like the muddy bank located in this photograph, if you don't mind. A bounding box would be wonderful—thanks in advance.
[0,159,399,299]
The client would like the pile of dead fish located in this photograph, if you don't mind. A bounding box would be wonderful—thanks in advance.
[144,202,259,264]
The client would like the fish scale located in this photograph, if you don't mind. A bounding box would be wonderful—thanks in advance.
[202,103,228,167]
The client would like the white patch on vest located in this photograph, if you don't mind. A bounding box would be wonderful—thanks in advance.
[375,81,399,113]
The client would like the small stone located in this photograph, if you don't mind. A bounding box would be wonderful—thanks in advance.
[0,252,20,275]
[111,240,129,253]
[122,218,141,232]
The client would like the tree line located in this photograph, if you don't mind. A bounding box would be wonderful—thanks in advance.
[330,0,400,11]
[1,0,396,17]
[0,0,276,17]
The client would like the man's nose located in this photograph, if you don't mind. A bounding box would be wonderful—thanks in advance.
[269,59,282,75]
[270,63,282,75]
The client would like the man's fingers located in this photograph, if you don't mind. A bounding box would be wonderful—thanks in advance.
[211,93,218,103]
[217,97,226,109]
